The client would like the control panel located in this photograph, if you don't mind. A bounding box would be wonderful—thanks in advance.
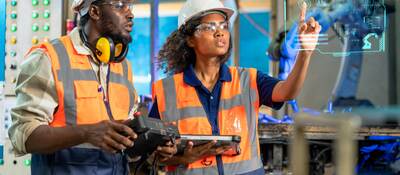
[5,0,63,95]
[0,139,31,175]
[0,94,31,175]
[1,1,64,174]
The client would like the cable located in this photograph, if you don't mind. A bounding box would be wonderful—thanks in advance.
[151,154,160,175]
[313,146,332,162]
[133,155,149,175]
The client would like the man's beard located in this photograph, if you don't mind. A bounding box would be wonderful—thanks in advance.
[108,31,132,45]
[100,19,132,45]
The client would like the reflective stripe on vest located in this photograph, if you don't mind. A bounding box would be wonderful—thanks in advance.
[153,67,263,174]
[32,37,135,126]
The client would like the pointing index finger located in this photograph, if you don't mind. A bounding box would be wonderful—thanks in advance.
[300,1,307,23]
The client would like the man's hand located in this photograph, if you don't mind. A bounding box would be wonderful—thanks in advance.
[84,120,137,153]
[298,2,322,51]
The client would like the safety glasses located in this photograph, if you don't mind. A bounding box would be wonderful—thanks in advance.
[98,1,134,11]
[195,21,230,33]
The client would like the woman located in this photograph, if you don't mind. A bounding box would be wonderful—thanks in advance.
[149,0,321,174]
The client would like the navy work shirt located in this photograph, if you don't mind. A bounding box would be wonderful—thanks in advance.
[149,64,283,175]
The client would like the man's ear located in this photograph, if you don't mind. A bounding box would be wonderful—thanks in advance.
[186,37,195,48]
[89,4,101,21]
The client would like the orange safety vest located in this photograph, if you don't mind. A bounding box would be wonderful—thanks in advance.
[28,36,136,126]
[153,67,263,175]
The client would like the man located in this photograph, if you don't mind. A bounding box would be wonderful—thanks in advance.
[8,0,176,174]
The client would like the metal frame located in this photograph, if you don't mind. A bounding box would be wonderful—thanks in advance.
[395,0,400,104]
[150,0,159,90]
[290,113,361,175]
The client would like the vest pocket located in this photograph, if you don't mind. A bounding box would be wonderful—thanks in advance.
[74,81,100,98]
[74,81,107,124]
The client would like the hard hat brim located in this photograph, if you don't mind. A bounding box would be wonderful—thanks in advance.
[181,7,235,27]
[200,7,235,20]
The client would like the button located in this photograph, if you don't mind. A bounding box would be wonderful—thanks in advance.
[43,24,50,31]
[10,64,17,70]
[11,0,17,6]
[32,0,39,6]
[11,24,17,32]
[32,11,39,19]
[43,11,50,19]
[10,36,17,45]
[24,159,31,166]
[32,24,39,32]
[10,11,17,19]
[10,51,17,57]
[32,37,39,44]
[210,96,214,100]
[43,0,50,6]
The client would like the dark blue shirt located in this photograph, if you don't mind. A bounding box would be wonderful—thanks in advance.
[149,64,283,175]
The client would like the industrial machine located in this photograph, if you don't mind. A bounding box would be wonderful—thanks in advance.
[4,0,63,95]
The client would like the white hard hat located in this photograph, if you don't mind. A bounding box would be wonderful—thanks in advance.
[72,0,98,16]
[178,0,235,28]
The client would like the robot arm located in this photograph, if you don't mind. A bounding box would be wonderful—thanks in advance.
[267,0,389,110]
[270,1,353,70]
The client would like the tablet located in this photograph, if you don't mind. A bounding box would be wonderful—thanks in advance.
[180,135,240,146]
[177,135,241,155]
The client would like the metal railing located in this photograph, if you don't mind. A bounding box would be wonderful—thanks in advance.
[290,113,361,175]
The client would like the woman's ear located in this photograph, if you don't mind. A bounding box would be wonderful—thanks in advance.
[89,4,101,21]
[186,37,195,48]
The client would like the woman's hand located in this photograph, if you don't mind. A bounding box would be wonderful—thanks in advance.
[298,2,322,52]
[155,141,178,162]
[178,141,232,165]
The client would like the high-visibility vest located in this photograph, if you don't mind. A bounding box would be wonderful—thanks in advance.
[28,36,136,126]
[26,36,136,175]
[153,67,263,175]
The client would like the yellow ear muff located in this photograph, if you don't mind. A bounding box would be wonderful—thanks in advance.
[115,43,123,57]
[96,37,113,63]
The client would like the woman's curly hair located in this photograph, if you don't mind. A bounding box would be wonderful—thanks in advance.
[157,15,232,75]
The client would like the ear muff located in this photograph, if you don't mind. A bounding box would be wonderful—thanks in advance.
[113,42,128,63]
[80,29,128,64]
[95,37,128,63]
[115,43,123,57]
[95,37,115,63]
